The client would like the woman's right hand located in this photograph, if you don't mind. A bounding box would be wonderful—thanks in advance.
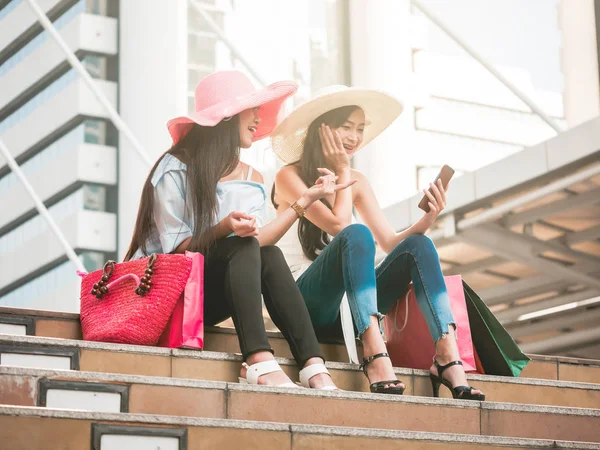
[319,124,351,170]
[302,168,356,204]
[225,211,259,237]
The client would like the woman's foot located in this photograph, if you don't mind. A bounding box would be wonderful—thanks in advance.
[432,327,484,398]
[362,353,405,391]
[428,358,484,398]
[301,357,339,390]
[361,316,404,391]
[240,352,295,386]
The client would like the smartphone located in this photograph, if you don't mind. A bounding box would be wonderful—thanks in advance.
[418,165,455,212]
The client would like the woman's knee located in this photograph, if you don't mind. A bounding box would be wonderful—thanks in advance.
[260,244,285,263]
[337,223,375,252]
[229,236,261,261]
[260,245,296,282]
[401,234,438,257]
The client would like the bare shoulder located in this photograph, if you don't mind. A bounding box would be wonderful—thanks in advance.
[350,168,371,193]
[350,168,368,182]
[275,164,300,184]
[350,169,371,202]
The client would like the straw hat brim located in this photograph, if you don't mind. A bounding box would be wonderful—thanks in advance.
[271,87,403,164]
[167,81,297,145]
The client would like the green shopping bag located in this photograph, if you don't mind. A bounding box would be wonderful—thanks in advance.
[463,281,530,377]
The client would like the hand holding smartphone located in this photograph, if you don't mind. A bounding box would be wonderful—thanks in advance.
[418,165,455,212]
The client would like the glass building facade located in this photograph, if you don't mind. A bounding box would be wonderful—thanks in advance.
[0,0,114,310]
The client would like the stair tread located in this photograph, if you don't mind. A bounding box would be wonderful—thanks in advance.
[1,404,599,449]
[1,364,599,415]
[2,333,599,390]
[3,306,600,367]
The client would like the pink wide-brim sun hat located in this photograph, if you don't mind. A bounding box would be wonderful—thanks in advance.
[167,70,298,145]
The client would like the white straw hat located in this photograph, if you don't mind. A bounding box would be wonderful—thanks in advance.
[271,85,403,164]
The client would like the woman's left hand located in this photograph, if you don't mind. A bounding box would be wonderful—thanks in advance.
[411,179,448,235]
[303,168,356,204]
[320,124,351,170]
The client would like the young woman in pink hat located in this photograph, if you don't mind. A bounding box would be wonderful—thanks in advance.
[124,71,353,389]
[270,86,484,400]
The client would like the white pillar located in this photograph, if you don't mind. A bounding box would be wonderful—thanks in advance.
[348,0,417,208]
[558,0,600,128]
[118,0,188,258]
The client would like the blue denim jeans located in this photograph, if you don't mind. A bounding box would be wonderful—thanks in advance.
[295,224,455,343]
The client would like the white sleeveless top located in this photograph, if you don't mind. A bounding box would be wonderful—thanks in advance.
[277,220,313,279]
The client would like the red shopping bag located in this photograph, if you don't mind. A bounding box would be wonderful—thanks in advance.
[383,275,480,373]
[159,251,204,349]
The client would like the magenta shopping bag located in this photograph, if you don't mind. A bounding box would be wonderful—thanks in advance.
[158,251,204,349]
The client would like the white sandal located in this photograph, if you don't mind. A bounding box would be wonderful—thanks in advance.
[299,363,339,390]
[238,360,299,388]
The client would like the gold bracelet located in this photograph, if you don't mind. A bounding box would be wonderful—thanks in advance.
[290,201,306,218]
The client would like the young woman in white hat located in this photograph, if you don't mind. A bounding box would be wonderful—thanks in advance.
[270,86,485,400]
[124,71,354,390]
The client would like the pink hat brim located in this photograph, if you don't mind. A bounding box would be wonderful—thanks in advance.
[167,81,297,145]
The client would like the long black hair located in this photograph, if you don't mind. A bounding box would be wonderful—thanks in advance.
[124,118,241,260]
[273,105,359,261]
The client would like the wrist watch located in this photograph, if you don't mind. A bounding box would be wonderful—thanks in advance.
[290,201,306,218]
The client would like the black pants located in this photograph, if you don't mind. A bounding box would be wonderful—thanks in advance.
[203,236,323,366]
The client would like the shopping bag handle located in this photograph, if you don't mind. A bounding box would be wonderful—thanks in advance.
[106,273,141,289]
[393,290,411,332]
[89,254,157,299]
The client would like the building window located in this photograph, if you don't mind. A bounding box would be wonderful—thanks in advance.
[84,120,107,145]
[83,185,107,211]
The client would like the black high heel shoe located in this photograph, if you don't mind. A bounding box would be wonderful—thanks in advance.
[430,360,485,401]
[359,352,405,395]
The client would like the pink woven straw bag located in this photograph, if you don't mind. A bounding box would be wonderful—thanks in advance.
[79,254,193,346]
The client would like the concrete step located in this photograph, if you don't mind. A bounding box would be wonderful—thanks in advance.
[0,306,351,363]
[1,405,600,449]
[2,306,600,384]
[1,365,600,443]
[1,334,599,410]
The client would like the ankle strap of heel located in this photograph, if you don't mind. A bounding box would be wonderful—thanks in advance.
[434,360,463,379]
[359,352,390,376]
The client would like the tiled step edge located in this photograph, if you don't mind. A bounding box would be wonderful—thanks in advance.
[3,306,600,368]
[2,334,600,392]
[1,405,599,449]
[0,365,227,390]
[2,365,600,420]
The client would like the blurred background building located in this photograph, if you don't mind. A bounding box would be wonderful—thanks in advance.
[1,0,599,358]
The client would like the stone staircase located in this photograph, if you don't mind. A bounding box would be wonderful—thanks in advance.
[1,306,599,449]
